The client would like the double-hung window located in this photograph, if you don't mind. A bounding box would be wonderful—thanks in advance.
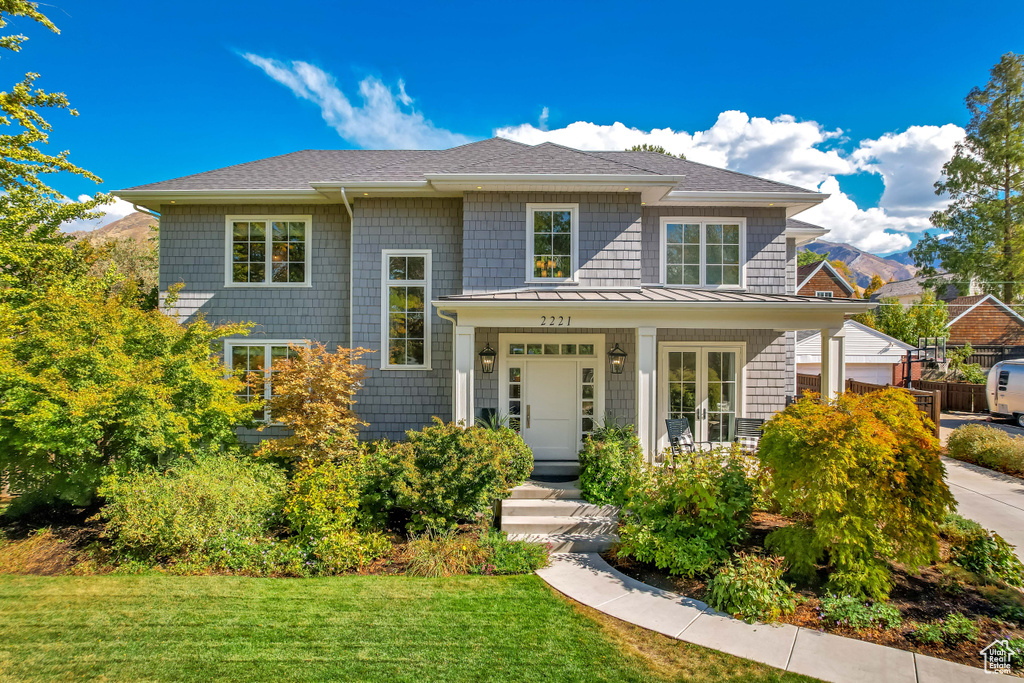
[382,249,431,370]
[226,215,311,286]
[661,218,745,288]
[526,204,578,283]
[225,341,306,422]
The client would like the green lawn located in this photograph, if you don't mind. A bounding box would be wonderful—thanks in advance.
[0,573,812,682]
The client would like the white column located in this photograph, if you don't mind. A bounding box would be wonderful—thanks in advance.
[820,327,846,399]
[636,327,658,461]
[453,325,475,425]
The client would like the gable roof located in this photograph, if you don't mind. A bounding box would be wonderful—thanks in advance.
[796,320,915,363]
[117,138,824,204]
[870,273,962,301]
[946,294,1024,327]
[796,259,856,295]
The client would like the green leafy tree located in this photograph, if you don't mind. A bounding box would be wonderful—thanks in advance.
[862,291,949,345]
[862,274,885,299]
[797,249,827,266]
[627,143,686,160]
[0,287,257,510]
[947,342,987,384]
[89,229,160,309]
[912,53,1024,303]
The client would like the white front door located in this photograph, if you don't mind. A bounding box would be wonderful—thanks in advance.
[659,343,744,449]
[523,361,577,460]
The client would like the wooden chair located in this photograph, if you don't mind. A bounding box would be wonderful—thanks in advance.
[733,417,765,452]
[665,417,697,460]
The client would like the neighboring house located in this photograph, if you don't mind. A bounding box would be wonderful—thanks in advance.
[870,273,973,305]
[115,138,873,464]
[797,320,914,385]
[796,259,856,299]
[946,294,1024,346]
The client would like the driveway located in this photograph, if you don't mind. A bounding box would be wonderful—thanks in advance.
[940,412,1024,561]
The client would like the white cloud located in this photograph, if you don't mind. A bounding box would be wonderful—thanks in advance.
[60,195,138,233]
[538,106,549,131]
[496,113,962,254]
[240,53,471,149]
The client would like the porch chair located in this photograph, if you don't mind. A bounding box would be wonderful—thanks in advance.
[733,417,765,452]
[665,417,697,461]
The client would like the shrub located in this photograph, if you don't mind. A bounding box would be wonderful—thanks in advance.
[477,529,549,575]
[760,389,954,598]
[255,344,372,466]
[818,593,902,631]
[401,528,487,577]
[947,424,1024,477]
[618,452,752,577]
[940,513,1024,587]
[578,423,643,506]
[707,553,797,623]
[284,460,391,573]
[0,287,255,510]
[98,453,286,566]
[363,419,533,533]
[909,613,981,645]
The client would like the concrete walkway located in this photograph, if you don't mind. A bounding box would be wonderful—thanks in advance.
[537,553,990,683]
[939,413,1024,561]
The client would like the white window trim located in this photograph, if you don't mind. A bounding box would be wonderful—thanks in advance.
[815,291,834,298]
[223,338,309,424]
[224,214,313,288]
[658,217,747,290]
[381,249,432,371]
[525,203,579,285]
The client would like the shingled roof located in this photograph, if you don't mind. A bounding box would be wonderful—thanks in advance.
[121,138,819,195]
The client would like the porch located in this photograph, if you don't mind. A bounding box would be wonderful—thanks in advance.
[434,287,875,462]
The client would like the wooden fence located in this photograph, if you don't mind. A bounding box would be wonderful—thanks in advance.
[796,373,942,437]
[947,344,1024,369]
[916,380,988,413]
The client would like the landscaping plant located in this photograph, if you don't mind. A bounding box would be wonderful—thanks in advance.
[706,553,797,624]
[578,422,643,506]
[759,389,955,598]
[909,613,981,645]
[818,593,902,631]
[947,424,1024,478]
[477,529,549,575]
[940,513,1024,587]
[618,451,752,577]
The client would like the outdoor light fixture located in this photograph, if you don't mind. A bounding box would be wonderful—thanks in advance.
[608,344,627,375]
[479,343,497,374]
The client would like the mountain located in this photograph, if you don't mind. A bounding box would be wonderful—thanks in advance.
[69,212,158,243]
[803,240,918,288]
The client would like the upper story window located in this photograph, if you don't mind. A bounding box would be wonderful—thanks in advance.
[526,204,578,283]
[660,217,745,288]
[382,249,431,370]
[815,291,834,299]
[226,215,311,287]
[226,340,306,422]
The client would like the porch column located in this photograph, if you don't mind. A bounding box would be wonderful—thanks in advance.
[453,325,475,425]
[636,327,657,461]
[820,327,846,399]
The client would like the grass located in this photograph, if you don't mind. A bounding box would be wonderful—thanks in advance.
[0,573,814,683]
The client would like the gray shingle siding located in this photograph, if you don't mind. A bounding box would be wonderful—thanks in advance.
[462,192,642,292]
[351,198,463,441]
[640,206,789,294]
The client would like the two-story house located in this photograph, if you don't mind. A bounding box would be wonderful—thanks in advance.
[116,138,873,470]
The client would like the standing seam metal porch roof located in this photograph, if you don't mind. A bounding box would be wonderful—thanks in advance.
[435,287,875,305]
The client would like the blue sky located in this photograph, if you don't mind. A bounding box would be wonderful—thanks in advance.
[19,0,1024,253]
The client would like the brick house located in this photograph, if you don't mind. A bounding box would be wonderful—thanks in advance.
[947,294,1024,346]
[796,258,856,299]
[116,138,873,466]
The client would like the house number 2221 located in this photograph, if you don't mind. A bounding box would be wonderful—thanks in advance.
[540,316,571,327]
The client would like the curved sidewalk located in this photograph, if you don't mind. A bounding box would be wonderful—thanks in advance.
[537,553,989,683]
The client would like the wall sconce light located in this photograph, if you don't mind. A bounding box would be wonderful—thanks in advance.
[479,343,497,374]
[608,344,627,375]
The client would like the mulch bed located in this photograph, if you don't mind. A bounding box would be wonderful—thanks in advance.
[604,510,1024,674]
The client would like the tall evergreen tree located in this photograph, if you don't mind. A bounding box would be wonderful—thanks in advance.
[912,53,1024,303]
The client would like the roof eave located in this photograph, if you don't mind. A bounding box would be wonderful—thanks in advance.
[114,188,326,210]
[432,298,878,312]
[659,190,827,217]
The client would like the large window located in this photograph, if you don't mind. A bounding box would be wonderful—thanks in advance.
[526,204,577,283]
[661,218,745,288]
[225,341,305,422]
[382,249,431,370]
[226,215,311,286]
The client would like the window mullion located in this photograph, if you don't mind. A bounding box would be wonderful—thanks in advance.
[700,221,707,288]
[264,221,272,285]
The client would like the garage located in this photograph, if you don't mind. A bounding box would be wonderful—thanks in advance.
[797,321,915,386]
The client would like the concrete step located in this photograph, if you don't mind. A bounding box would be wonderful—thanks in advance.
[508,532,619,553]
[509,481,582,499]
[502,498,618,518]
[501,515,620,535]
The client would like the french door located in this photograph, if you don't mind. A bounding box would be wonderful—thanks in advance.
[659,343,744,448]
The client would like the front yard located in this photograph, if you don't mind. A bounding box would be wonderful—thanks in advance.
[0,573,809,683]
